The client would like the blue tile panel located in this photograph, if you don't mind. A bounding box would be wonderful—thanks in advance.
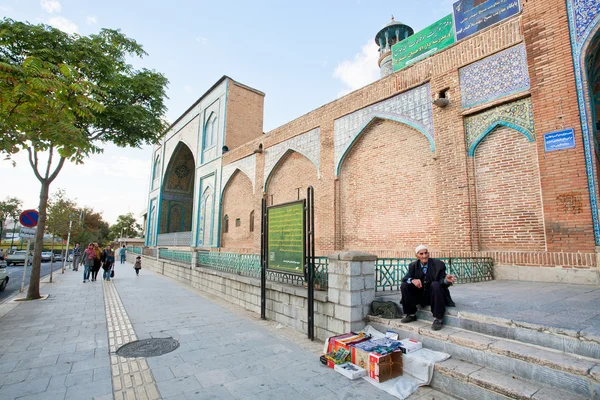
[465,97,535,156]
[334,83,433,175]
[566,0,600,244]
[459,44,530,109]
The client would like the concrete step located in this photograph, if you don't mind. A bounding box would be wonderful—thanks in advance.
[431,358,589,400]
[367,318,600,399]
[412,306,600,360]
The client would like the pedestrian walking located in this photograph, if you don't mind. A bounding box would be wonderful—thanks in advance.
[120,245,126,264]
[72,243,81,271]
[102,245,115,281]
[134,256,142,275]
[81,243,95,283]
[91,242,102,282]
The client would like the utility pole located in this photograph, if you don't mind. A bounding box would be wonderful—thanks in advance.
[61,219,72,274]
[9,220,16,251]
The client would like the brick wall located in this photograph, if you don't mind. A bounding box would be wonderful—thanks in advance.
[474,126,546,251]
[225,81,265,151]
[221,171,255,250]
[338,119,440,250]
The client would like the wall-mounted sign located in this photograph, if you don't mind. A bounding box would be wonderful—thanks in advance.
[392,14,455,72]
[453,0,521,41]
[544,128,576,152]
[267,200,305,275]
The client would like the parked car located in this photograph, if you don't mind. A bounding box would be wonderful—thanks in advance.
[6,250,33,266]
[67,252,73,262]
[0,264,8,291]
[53,253,62,262]
[41,252,54,262]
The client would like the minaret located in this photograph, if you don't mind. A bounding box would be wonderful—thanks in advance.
[375,16,414,78]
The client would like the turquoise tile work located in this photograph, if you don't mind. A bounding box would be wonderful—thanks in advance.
[459,44,530,109]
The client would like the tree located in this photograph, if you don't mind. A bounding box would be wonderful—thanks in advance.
[109,212,142,240]
[0,196,22,241]
[47,189,77,241]
[71,207,110,247]
[0,19,168,299]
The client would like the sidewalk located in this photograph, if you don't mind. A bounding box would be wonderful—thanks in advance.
[0,262,451,400]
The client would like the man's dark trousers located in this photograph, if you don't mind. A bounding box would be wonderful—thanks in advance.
[400,281,446,320]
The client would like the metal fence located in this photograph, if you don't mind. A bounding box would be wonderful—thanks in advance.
[127,246,142,255]
[196,252,329,289]
[376,257,494,291]
[158,248,192,263]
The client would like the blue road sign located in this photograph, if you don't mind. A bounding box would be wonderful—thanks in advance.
[19,209,39,228]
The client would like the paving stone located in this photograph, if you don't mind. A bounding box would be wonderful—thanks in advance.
[435,358,483,382]
[70,356,109,373]
[0,360,18,374]
[64,377,112,400]
[194,368,237,388]
[253,385,308,400]
[26,362,73,380]
[13,388,67,400]
[157,375,204,398]
[14,354,58,371]
[448,330,496,350]
[0,369,29,385]
[0,376,51,398]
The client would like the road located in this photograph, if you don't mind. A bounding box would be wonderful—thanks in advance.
[0,260,74,302]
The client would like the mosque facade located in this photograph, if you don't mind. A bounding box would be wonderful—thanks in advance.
[145,0,600,281]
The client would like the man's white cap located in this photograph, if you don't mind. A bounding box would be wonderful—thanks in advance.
[415,245,428,254]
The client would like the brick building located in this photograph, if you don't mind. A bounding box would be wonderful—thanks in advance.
[145,0,600,283]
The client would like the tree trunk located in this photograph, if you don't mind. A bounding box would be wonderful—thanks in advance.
[27,179,50,300]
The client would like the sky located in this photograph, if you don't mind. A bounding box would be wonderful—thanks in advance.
[1,0,454,225]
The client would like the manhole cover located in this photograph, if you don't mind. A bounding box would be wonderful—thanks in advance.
[116,338,179,358]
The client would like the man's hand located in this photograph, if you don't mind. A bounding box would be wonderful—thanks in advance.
[412,279,422,288]
[446,274,456,284]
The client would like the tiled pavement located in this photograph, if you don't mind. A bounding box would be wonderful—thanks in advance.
[0,263,453,400]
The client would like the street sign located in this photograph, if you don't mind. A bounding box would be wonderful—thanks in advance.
[19,209,39,228]
[19,227,37,239]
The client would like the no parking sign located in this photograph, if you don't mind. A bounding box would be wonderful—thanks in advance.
[19,209,39,228]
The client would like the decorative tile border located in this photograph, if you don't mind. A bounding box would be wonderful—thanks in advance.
[221,154,256,195]
[333,83,433,175]
[460,44,530,109]
[264,128,320,186]
[567,0,600,245]
[465,97,535,156]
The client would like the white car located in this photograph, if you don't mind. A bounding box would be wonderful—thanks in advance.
[0,265,8,291]
[41,252,54,262]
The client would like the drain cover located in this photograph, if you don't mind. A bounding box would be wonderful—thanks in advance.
[116,338,179,358]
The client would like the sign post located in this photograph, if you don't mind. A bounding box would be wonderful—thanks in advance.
[18,210,38,293]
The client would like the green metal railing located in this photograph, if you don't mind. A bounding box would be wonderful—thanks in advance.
[127,246,142,255]
[158,248,192,263]
[196,252,329,289]
[376,257,493,291]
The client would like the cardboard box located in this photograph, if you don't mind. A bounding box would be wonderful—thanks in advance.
[351,346,371,370]
[368,350,403,383]
[328,332,370,354]
[385,330,399,340]
[399,338,422,354]
[334,362,367,380]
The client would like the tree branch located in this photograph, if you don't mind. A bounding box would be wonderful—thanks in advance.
[27,147,44,182]
[48,156,66,183]
[44,145,54,179]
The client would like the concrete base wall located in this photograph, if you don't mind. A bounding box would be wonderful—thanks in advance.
[494,265,600,285]
[129,254,345,341]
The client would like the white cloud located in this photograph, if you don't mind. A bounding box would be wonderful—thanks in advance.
[333,41,380,97]
[183,85,193,93]
[40,0,61,13]
[47,16,78,34]
[195,36,208,45]
[86,16,97,24]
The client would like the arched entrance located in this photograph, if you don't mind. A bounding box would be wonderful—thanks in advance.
[158,142,196,246]
[567,0,600,245]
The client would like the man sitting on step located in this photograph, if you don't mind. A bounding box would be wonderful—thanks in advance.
[400,244,456,331]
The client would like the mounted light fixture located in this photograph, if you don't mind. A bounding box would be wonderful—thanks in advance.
[222,145,229,154]
[432,98,449,108]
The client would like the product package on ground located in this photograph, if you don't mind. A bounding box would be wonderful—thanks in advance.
[351,337,403,355]
[368,350,403,383]
[334,362,367,380]
[399,338,422,354]
[323,347,351,368]
[327,332,371,353]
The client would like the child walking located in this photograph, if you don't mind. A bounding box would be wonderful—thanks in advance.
[134,256,142,275]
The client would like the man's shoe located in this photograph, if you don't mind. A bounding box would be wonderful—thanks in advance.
[401,314,417,323]
[432,319,443,331]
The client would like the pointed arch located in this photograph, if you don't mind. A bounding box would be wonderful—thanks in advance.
[203,112,218,149]
[198,185,215,247]
[335,114,434,176]
[469,121,535,156]
[264,148,319,190]
[221,168,254,196]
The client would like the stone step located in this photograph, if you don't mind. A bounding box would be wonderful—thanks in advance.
[411,306,600,360]
[367,318,600,399]
[431,358,589,400]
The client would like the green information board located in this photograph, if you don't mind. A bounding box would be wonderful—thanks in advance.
[392,14,455,72]
[267,201,305,275]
